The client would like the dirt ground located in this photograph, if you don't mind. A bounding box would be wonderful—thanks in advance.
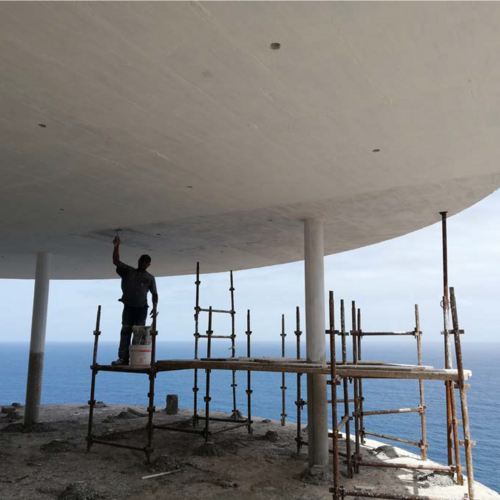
[0,404,497,500]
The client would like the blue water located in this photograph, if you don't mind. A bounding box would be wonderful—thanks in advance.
[1,341,498,493]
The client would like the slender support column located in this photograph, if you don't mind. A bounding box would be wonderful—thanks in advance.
[25,252,51,428]
[304,218,329,467]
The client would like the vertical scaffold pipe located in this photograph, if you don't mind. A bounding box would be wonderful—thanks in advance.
[86,305,102,452]
[246,310,253,434]
[204,307,213,442]
[230,271,238,418]
[295,306,303,454]
[440,211,461,478]
[146,303,158,463]
[415,305,428,460]
[340,300,353,478]
[281,314,287,426]
[351,301,360,473]
[193,262,201,428]
[329,291,340,500]
[357,308,365,445]
[450,288,474,500]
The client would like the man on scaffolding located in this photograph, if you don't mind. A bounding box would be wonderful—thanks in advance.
[111,235,158,366]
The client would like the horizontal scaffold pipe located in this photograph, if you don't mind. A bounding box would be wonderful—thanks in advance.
[363,430,422,447]
[360,407,423,417]
[340,489,463,500]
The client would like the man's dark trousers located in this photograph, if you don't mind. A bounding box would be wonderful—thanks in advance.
[118,305,148,363]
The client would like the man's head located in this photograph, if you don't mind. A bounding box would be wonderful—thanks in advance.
[138,254,151,272]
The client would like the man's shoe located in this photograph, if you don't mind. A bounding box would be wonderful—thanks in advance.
[111,358,128,366]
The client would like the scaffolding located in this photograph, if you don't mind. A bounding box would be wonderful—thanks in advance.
[326,288,475,500]
[351,303,429,462]
[86,215,475,500]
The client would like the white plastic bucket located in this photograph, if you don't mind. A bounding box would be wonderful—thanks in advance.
[129,344,152,367]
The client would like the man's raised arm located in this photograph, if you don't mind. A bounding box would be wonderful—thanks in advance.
[113,236,121,266]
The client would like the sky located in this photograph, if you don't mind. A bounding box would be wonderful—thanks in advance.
[2,190,500,345]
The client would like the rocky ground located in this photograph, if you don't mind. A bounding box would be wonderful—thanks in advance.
[0,404,498,500]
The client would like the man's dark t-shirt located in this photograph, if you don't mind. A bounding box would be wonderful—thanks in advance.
[116,262,157,308]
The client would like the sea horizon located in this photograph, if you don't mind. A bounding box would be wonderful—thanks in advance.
[1,341,498,493]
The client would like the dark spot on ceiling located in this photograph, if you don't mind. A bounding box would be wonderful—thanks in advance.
[270,42,281,50]
[186,185,193,189]
[156,233,161,236]
[372,149,380,153]
[59,208,64,212]
[38,124,47,128]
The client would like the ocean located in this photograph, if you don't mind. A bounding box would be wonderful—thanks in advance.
[1,341,498,493]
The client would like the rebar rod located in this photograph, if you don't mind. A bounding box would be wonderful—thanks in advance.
[340,299,353,478]
[246,309,253,435]
[351,301,361,473]
[86,305,101,452]
[329,292,340,500]
[204,307,213,442]
[415,305,428,460]
[146,304,158,463]
[450,288,474,500]
[281,314,287,426]
[295,306,303,454]
[193,262,200,428]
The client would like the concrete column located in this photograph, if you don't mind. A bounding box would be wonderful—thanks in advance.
[304,218,329,467]
[24,252,51,427]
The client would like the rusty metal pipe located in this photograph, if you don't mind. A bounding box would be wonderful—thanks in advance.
[86,305,101,452]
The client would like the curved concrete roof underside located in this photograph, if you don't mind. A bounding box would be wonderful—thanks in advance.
[1,2,500,279]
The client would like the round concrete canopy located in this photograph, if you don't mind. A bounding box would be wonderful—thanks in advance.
[1,2,500,279]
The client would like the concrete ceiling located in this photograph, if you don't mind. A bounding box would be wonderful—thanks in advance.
[1,1,500,279]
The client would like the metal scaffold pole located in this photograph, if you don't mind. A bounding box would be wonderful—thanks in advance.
[193,262,201,428]
[280,314,287,426]
[230,271,238,419]
[414,305,428,460]
[86,305,101,452]
[328,292,340,500]
[357,308,365,445]
[450,288,475,500]
[146,303,158,463]
[440,212,463,485]
[246,310,253,434]
[204,307,213,442]
[351,301,361,473]
[340,299,353,478]
[295,306,304,453]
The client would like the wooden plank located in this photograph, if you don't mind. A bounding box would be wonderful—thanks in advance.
[154,359,470,381]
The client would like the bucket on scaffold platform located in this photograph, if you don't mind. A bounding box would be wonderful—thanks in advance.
[129,344,152,366]
[129,326,153,366]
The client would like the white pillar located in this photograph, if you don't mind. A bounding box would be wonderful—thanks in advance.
[25,252,51,427]
[304,218,329,467]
